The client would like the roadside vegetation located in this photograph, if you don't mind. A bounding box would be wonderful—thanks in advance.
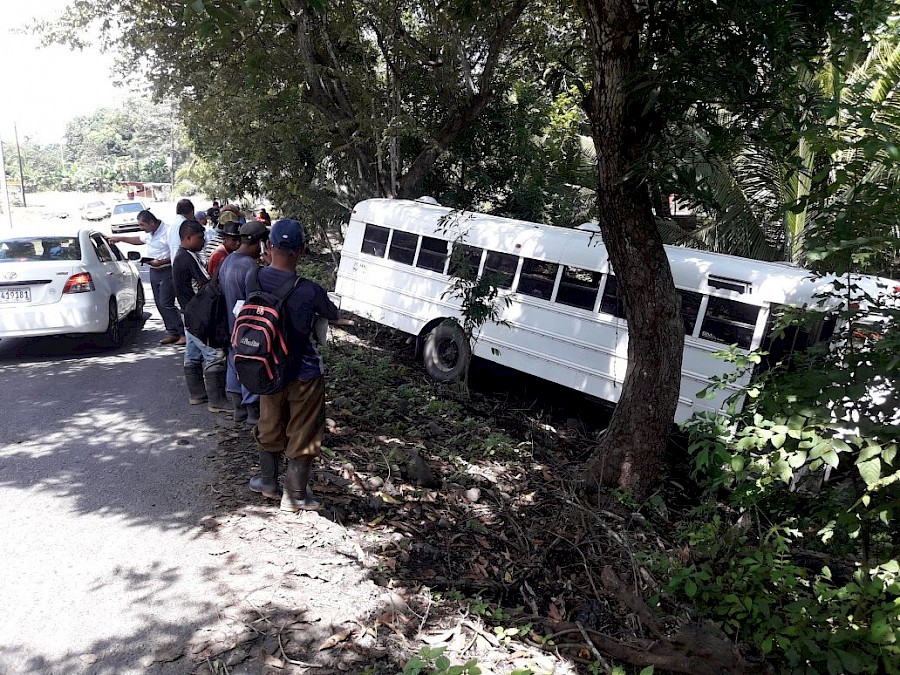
[13,0,900,671]
[206,253,899,674]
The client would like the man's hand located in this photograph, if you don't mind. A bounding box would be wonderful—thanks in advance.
[108,236,122,244]
[148,258,169,268]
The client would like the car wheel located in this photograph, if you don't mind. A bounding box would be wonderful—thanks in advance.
[128,283,145,320]
[104,298,123,348]
[422,320,471,382]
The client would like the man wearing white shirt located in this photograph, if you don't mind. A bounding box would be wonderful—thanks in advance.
[110,209,185,345]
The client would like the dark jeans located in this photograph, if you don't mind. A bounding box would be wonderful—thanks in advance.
[149,267,183,337]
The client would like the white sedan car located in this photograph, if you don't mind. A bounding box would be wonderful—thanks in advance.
[0,229,144,346]
[80,200,110,221]
[109,200,147,233]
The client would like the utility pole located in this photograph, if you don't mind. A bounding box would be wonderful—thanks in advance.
[13,122,26,207]
[169,110,176,192]
[0,132,13,229]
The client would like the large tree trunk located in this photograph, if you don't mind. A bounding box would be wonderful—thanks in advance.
[580,0,684,499]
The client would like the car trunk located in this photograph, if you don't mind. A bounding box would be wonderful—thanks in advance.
[0,260,86,307]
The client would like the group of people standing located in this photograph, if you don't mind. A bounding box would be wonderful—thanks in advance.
[110,199,347,512]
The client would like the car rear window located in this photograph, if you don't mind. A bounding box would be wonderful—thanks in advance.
[113,203,142,214]
[0,237,82,262]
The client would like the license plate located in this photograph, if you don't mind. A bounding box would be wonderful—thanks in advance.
[0,287,31,303]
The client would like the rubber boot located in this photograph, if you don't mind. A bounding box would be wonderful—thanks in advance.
[184,364,208,405]
[249,450,280,500]
[228,392,248,425]
[280,457,322,512]
[203,364,231,413]
[245,401,261,428]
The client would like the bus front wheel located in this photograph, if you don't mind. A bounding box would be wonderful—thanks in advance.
[423,321,471,382]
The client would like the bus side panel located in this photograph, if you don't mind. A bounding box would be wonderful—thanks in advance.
[472,298,747,423]
[475,299,627,403]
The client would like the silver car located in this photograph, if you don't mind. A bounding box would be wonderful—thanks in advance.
[0,229,144,346]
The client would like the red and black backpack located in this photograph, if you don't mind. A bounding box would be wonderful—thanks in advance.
[231,268,304,395]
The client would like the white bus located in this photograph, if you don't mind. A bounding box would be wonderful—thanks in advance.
[333,198,895,423]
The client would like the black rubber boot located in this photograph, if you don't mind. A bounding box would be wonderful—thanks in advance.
[280,457,322,512]
[184,364,208,405]
[249,450,280,500]
[227,392,248,424]
[203,364,231,413]
[245,401,261,428]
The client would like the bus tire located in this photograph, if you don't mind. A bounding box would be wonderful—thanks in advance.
[423,321,471,383]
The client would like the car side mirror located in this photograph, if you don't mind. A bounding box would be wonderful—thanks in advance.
[126,251,141,261]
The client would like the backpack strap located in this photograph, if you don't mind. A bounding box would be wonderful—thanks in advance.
[271,275,305,309]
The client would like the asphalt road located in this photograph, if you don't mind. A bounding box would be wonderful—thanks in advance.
[0,281,232,674]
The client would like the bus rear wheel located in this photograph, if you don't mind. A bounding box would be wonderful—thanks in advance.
[423,321,471,383]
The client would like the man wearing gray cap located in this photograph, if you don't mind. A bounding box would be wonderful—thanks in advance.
[246,219,346,512]
[219,219,269,426]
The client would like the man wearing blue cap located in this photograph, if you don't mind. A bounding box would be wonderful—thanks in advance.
[246,219,346,512]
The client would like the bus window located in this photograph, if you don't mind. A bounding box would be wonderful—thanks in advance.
[483,251,518,289]
[699,297,759,349]
[362,224,389,257]
[599,274,626,318]
[758,307,837,372]
[416,236,448,273]
[517,259,559,300]
[556,266,601,310]
[388,230,418,265]
[679,289,703,335]
[449,244,483,281]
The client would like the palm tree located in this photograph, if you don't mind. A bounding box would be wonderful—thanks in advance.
[661,23,900,272]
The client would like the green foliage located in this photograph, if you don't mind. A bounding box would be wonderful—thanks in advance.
[402,647,482,675]
[671,269,899,671]
[655,516,900,673]
[439,212,513,346]
[3,100,187,193]
[40,0,597,234]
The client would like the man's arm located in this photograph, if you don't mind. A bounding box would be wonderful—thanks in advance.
[108,235,143,246]
[172,250,198,310]
[313,285,340,322]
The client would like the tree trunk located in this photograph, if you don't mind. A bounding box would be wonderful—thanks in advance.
[580,0,684,499]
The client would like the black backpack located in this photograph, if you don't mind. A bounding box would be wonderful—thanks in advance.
[183,269,230,349]
[232,269,304,395]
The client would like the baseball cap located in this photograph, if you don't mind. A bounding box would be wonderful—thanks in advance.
[219,211,239,224]
[270,219,305,250]
[239,220,269,241]
[195,210,207,220]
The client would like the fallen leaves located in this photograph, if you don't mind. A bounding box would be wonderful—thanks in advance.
[317,626,355,651]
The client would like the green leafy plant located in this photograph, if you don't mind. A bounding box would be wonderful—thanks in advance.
[402,647,482,675]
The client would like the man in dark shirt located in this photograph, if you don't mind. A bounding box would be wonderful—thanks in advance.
[247,219,344,511]
[218,220,268,427]
[207,201,221,227]
[173,219,230,414]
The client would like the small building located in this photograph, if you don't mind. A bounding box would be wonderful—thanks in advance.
[120,181,172,201]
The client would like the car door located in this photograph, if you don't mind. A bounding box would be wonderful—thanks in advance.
[89,233,130,317]
[108,239,138,309]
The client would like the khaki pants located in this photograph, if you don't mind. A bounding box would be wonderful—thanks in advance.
[253,377,325,459]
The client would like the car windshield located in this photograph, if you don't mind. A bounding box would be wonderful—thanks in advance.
[85,201,105,209]
[0,237,82,262]
[113,203,142,214]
